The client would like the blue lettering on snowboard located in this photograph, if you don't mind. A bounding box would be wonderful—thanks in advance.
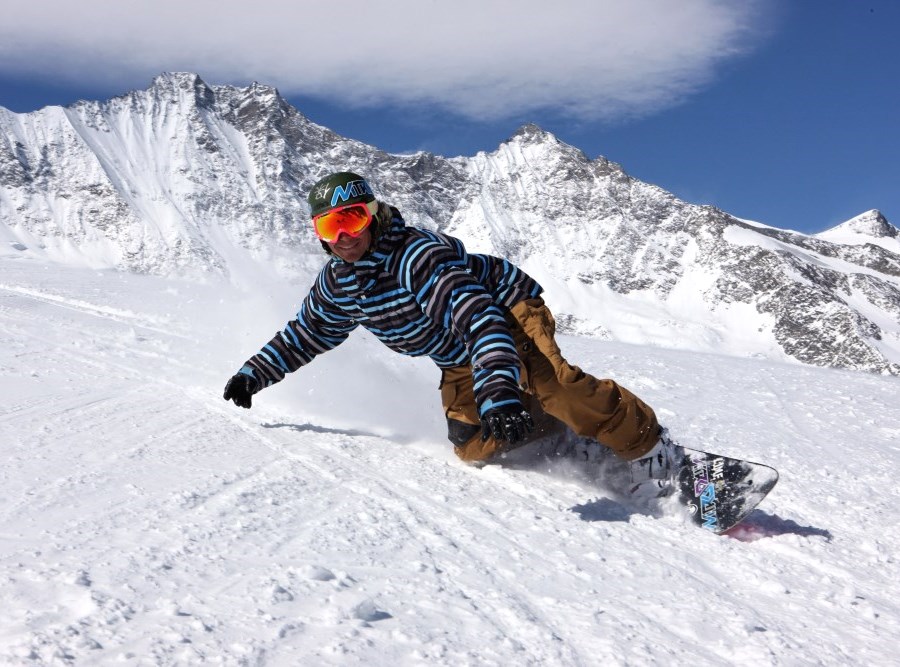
[691,457,726,531]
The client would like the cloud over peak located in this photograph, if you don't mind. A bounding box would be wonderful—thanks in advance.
[1,0,771,121]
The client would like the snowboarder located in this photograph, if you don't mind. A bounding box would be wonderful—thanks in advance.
[223,171,678,486]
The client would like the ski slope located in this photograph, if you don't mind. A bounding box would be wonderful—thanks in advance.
[1,255,899,666]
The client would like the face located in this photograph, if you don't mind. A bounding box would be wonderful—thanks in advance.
[327,226,372,263]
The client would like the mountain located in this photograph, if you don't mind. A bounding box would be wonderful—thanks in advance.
[2,72,899,375]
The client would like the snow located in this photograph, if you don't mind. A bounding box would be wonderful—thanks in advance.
[726,224,894,282]
[2,254,900,665]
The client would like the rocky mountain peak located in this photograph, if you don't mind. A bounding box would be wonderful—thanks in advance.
[151,71,208,90]
[509,122,553,143]
[147,72,214,104]
[831,209,897,239]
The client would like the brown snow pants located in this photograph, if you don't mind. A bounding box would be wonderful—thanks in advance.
[440,298,659,463]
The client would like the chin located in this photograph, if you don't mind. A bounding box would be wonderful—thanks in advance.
[333,247,363,262]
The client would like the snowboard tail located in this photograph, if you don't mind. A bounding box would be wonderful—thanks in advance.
[675,447,779,534]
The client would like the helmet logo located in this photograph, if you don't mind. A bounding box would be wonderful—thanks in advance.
[313,183,332,201]
[330,179,373,207]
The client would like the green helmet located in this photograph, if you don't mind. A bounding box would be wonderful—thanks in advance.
[307,171,376,218]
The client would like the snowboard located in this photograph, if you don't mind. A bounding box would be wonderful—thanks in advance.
[674,446,779,534]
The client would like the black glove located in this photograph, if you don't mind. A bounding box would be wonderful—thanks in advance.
[223,372,259,409]
[480,406,534,444]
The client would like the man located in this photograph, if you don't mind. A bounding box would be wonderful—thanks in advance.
[224,171,677,485]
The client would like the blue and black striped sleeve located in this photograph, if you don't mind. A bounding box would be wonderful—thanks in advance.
[239,269,358,388]
[398,233,523,416]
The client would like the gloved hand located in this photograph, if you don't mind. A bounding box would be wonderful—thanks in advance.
[480,406,534,444]
[223,372,259,409]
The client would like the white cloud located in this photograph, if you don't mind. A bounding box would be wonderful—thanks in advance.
[0,0,771,120]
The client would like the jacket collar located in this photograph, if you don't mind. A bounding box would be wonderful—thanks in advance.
[330,206,405,271]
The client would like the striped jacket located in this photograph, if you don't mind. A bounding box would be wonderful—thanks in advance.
[240,207,542,416]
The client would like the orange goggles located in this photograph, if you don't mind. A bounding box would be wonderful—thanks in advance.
[312,202,374,243]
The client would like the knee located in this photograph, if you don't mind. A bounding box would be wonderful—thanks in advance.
[448,418,508,463]
[447,417,481,447]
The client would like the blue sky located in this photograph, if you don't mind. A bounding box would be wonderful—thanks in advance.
[0,1,897,234]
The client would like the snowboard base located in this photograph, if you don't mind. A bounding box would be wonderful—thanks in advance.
[675,447,779,534]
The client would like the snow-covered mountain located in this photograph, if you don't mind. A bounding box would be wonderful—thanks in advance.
[2,72,899,375]
[3,75,900,663]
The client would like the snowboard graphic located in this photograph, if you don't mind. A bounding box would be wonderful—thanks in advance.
[674,447,779,534]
